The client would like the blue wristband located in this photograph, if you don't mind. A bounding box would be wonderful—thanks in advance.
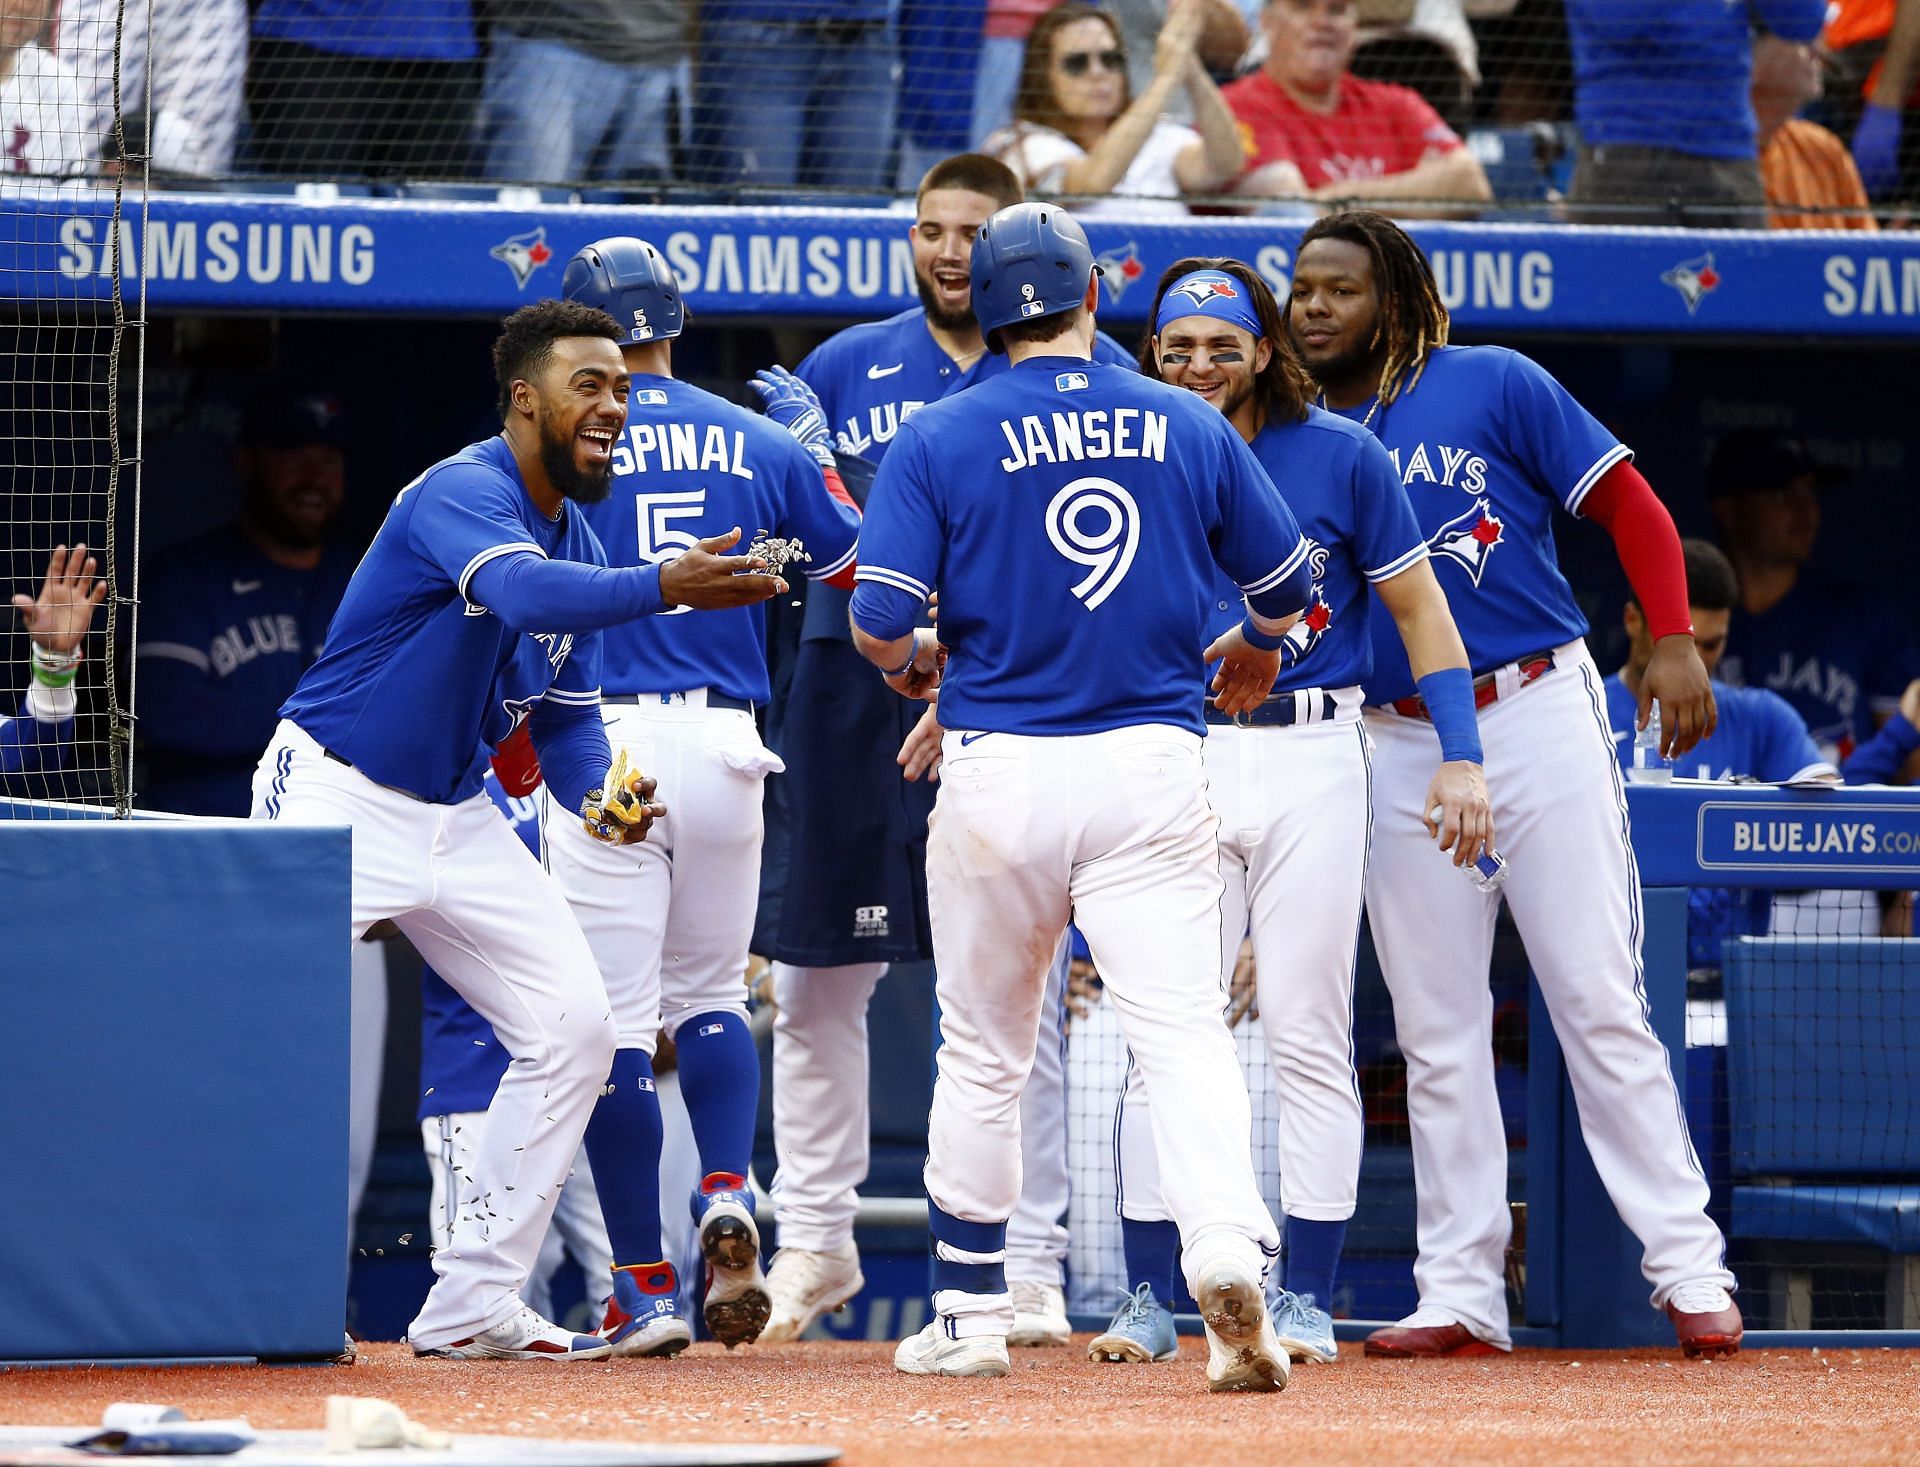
[1417,667,1483,764]
[1241,615,1287,652]
[882,632,924,677]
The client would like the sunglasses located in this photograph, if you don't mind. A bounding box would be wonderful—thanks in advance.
[1058,48,1127,77]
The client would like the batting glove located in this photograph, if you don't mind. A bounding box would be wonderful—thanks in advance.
[749,366,836,469]
[1851,103,1904,197]
[579,749,661,845]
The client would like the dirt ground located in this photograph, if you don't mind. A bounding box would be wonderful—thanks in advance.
[6,1339,1919,1467]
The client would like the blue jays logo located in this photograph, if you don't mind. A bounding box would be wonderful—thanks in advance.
[1661,253,1720,315]
[1095,240,1146,302]
[500,694,540,732]
[490,226,553,290]
[1427,499,1504,585]
[1167,274,1240,313]
[1278,539,1332,669]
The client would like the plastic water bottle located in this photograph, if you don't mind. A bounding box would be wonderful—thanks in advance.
[1628,703,1674,783]
[1431,804,1510,892]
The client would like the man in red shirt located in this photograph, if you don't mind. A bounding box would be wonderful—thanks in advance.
[1227,0,1490,207]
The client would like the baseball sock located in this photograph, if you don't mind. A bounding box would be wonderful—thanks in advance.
[929,1199,1007,1336]
[1282,1216,1347,1308]
[583,1046,665,1266]
[674,1009,759,1181]
[1121,1216,1181,1306]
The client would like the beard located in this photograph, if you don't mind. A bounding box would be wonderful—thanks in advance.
[539,406,613,505]
[915,269,978,334]
[244,480,333,551]
[1214,375,1257,424]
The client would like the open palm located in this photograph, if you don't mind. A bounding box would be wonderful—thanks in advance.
[12,544,107,655]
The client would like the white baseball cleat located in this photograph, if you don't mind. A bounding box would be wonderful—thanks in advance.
[894,1320,1011,1378]
[414,1303,613,1362]
[1007,1280,1071,1347]
[1193,1259,1289,1393]
[759,1243,864,1342]
[694,1183,773,1348]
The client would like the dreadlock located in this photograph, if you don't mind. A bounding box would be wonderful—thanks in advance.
[1295,210,1449,408]
[1137,255,1315,430]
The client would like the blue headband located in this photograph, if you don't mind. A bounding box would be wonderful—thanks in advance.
[1154,270,1265,339]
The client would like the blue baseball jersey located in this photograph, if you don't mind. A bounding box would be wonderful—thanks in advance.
[0,701,72,777]
[1717,570,1920,761]
[855,356,1310,737]
[417,769,536,1120]
[137,524,357,816]
[573,373,860,705]
[1204,408,1428,697]
[281,434,606,804]
[1339,345,1630,706]
[1604,672,1834,969]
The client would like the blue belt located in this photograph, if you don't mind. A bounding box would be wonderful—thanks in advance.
[604,692,754,712]
[1203,691,1337,730]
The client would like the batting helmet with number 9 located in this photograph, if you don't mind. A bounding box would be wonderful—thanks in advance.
[970,203,1104,355]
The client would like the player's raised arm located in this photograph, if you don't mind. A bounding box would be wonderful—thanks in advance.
[0,543,107,775]
[749,367,862,591]
[849,426,945,699]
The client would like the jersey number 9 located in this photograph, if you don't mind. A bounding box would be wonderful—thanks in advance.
[1046,476,1140,612]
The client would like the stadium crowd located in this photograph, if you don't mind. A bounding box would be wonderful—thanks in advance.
[2,0,1915,224]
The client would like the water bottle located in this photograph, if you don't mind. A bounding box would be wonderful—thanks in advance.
[1431,804,1510,892]
[1628,702,1674,784]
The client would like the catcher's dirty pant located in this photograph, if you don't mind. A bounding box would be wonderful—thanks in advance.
[923,724,1278,1337]
[252,718,616,1350]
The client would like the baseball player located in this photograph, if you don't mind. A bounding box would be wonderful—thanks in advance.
[1286,210,1740,1358]
[545,237,862,1356]
[762,152,1132,1348]
[851,201,1314,1391]
[0,0,93,176]
[4,544,106,776]
[252,299,786,1361]
[1094,258,1487,1369]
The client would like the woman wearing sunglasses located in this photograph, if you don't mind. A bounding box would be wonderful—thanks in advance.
[983,0,1245,217]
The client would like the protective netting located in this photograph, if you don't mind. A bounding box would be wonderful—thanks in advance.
[0,0,141,813]
[15,1,1913,224]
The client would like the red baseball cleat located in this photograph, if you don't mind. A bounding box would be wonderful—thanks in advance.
[1665,1283,1743,1358]
[1364,1315,1503,1358]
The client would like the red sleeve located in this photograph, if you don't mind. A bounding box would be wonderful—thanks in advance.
[1577,458,1693,640]
[489,719,543,798]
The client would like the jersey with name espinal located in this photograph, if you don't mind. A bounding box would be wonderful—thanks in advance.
[572,373,860,705]
[857,357,1308,737]
[281,433,605,803]
[1203,407,1428,698]
[1338,345,1629,705]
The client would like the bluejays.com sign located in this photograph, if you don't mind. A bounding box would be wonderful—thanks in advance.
[1696,801,1920,876]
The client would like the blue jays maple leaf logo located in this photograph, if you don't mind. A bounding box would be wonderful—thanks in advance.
[1167,274,1240,313]
[491,226,554,290]
[1095,241,1146,302]
[1661,252,1721,315]
[1277,539,1333,669]
[1427,498,1504,586]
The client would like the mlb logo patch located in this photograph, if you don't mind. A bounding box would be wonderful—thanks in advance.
[636,389,668,405]
[1055,372,1089,392]
[1020,301,1046,318]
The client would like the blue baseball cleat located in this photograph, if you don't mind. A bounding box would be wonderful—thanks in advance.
[1087,1282,1179,1364]
[599,1262,692,1358]
[1270,1288,1338,1363]
[692,1172,772,1348]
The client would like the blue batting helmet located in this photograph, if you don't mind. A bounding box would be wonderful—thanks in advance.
[970,203,1102,354]
[562,236,684,345]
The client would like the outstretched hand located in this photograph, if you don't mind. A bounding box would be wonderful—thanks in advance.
[749,366,837,468]
[659,527,789,609]
[12,544,107,655]
[1204,622,1283,716]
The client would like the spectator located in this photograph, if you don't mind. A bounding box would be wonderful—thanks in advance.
[691,0,901,191]
[984,1,1247,216]
[974,1,1059,147]
[1708,429,1920,765]
[1349,0,1482,135]
[0,0,94,177]
[1562,0,1825,226]
[1824,0,1919,200]
[248,0,479,180]
[475,0,689,187]
[1226,0,1490,207]
[899,0,989,190]
[52,0,246,178]
[1751,33,1877,231]
[4,545,107,778]
[136,385,356,817]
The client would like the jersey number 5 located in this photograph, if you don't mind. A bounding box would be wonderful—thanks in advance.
[1046,476,1139,611]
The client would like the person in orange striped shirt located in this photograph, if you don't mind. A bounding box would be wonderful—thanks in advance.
[1753,34,1878,229]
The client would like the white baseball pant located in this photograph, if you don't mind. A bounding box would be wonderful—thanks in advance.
[542,693,781,1052]
[768,944,1072,1285]
[1117,701,1370,1226]
[52,0,246,175]
[251,718,616,1350]
[346,936,389,1236]
[1364,641,1733,1348]
[926,724,1279,1331]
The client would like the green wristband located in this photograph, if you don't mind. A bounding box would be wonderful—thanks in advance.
[30,643,80,690]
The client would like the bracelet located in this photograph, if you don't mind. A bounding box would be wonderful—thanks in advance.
[30,642,81,690]
[882,632,924,678]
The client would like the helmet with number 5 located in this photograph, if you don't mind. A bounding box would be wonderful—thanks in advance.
[970,203,1103,355]
[562,236,684,345]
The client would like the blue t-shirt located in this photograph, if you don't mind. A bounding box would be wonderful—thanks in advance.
[137,524,357,816]
[1341,345,1628,706]
[254,0,478,61]
[854,356,1310,737]
[1718,570,1920,762]
[574,374,860,706]
[1203,408,1427,698]
[418,769,534,1119]
[796,306,1137,645]
[1565,0,1825,160]
[282,435,606,804]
